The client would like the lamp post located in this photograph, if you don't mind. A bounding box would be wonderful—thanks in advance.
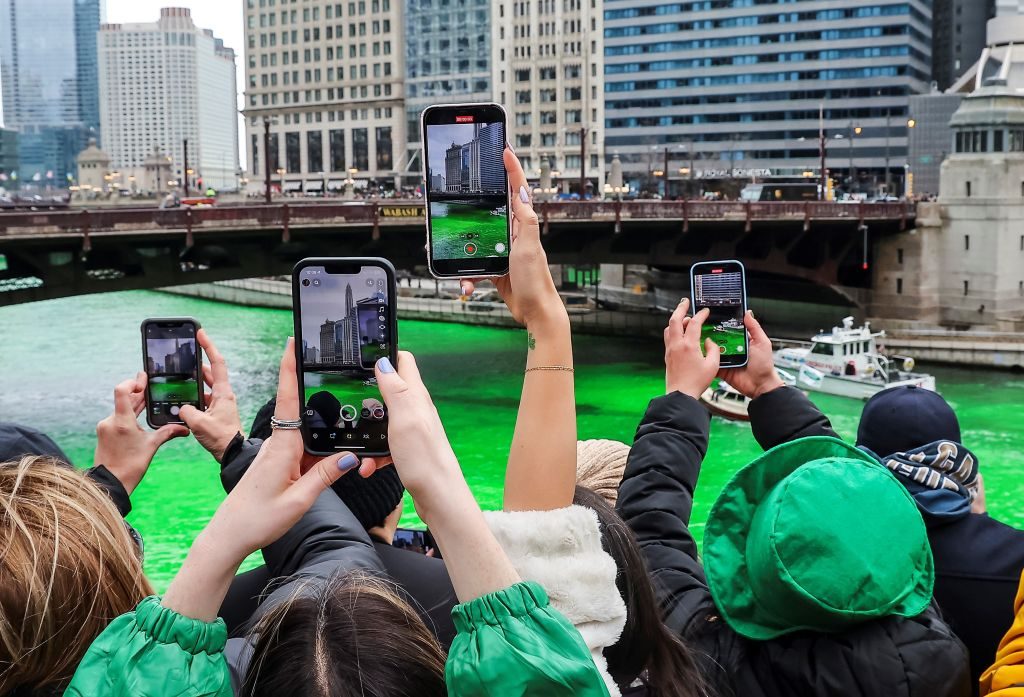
[905,118,916,199]
[262,116,273,203]
[849,123,861,192]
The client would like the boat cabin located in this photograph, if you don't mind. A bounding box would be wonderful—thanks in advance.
[803,317,885,377]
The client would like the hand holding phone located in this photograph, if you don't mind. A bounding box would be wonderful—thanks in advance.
[689,260,749,368]
[421,103,511,279]
[141,317,205,428]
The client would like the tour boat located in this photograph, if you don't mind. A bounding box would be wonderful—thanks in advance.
[773,317,936,400]
[699,369,797,422]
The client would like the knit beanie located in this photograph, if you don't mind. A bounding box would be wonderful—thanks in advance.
[576,439,631,506]
[249,397,405,530]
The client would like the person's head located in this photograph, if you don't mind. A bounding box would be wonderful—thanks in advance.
[574,486,707,697]
[0,456,153,695]
[702,437,934,642]
[0,423,70,464]
[242,571,446,697]
[308,391,342,428]
[857,385,961,457]
[576,439,630,507]
[251,398,406,535]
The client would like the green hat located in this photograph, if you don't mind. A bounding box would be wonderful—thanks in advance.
[704,436,934,641]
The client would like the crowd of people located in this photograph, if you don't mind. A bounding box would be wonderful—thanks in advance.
[1,148,1022,697]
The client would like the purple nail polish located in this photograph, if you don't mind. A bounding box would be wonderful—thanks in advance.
[377,357,395,374]
[519,186,530,204]
[338,453,359,471]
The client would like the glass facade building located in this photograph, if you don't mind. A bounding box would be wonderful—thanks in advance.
[603,0,933,195]
[0,0,101,187]
[403,0,492,177]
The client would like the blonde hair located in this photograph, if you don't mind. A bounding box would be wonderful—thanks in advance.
[576,439,631,506]
[0,456,153,694]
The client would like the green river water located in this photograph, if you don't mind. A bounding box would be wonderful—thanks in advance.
[1,290,1022,590]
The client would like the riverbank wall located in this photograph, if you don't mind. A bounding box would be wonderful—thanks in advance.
[158,279,1024,370]
[158,278,668,338]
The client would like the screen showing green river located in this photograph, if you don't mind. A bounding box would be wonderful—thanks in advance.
[2,290,1022,590]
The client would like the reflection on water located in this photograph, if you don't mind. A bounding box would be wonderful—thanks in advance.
[2,290,1022,589]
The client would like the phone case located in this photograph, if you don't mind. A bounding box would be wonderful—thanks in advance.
[141,317,204,430]
[292,258,398,457]
[420,102,511,280]
[689,260,749,369]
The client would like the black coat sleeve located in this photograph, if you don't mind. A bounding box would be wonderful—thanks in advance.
[85,465,132,517]
[748,386,838,451]
[615,391,718,637]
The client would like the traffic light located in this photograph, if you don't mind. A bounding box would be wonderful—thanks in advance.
[826,177,835,201]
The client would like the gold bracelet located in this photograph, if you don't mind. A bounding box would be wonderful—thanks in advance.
[525,365,575,373]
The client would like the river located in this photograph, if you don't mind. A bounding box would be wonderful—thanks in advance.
[2,290,1022,589]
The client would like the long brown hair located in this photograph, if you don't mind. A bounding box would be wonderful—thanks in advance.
[575,485,710,697]
[242,570,447,697]
[0,456,153,695]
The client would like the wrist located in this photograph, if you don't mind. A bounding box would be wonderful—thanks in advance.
[524,305,569,333]
[410,466,473,524]
[752,377,786,400]
[103,463,144,496]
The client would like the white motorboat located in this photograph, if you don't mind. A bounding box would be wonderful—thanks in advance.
[699,369,797,422]
[773,317,936,400]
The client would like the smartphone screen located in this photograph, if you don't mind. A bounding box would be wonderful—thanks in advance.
[422,103,511,278]
[141,318,203,427]
[690,260,748,368]
[294,259,395,455]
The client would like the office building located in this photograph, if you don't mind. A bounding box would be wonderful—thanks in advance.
[243,0,406,193]
[0,128,18,184]
[442,122,504,192]
[495,0,605,194]
[908,92,963,197]
[603,0,933,196]
[932,0,994,91]
[0,0,101,187]
[997,0,1024,15]
[403,0,492,183]
[98,8,239,192]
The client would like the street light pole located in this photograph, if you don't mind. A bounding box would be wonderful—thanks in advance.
[818,103,826,201]
[579,126,587,198]
[183,138,190,197]
[263,116,272,204]
[664,146,670,198]
[884,110,892,195]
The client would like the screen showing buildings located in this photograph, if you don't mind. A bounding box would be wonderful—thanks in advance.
[145,325,200,421]
[425,120,510,261]
[693,270,747,357]
[297,265,391,450]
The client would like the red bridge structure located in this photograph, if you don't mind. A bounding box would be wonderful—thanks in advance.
[0,200,915,307]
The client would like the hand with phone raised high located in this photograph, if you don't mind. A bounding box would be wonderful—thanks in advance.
[179,329,242,463]
[716,310,784,400]
[664,298,721,400]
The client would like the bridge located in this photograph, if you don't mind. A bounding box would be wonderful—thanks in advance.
[0,200,915,306]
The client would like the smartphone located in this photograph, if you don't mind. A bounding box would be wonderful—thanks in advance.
[293,258,398,456]
[689,260,749,368]
[420,102,511,279]
[394,527,441,558]
[141,317,204,428]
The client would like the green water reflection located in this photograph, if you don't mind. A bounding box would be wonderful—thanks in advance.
[1,290,1021,589]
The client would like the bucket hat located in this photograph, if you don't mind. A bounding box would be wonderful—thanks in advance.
[703,436,934,640]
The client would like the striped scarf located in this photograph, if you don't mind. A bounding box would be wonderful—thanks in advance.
[862,440,979,518]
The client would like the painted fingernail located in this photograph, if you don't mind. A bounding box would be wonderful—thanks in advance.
[338,453,359,471]
[461,282,471,296]
[519,185,530,204]
[377,357,395,374]
[748,309,755,318]
[506,141,516,154]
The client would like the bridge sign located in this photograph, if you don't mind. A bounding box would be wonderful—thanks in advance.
[380,205,425,218]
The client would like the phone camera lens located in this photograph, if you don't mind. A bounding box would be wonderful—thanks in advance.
[302,278,311,287]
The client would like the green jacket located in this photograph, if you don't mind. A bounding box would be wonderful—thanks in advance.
[65,581,609,697]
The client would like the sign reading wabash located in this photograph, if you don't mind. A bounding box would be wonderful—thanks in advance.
[380,205,425,218]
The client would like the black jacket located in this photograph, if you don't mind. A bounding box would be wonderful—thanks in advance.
[616,387,971,697]
[217,438,458,650]
[751,388,1024,692]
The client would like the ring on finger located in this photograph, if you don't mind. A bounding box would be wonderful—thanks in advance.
[270,416,303,430]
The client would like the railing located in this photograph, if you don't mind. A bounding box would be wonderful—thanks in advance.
[0,200,916,237]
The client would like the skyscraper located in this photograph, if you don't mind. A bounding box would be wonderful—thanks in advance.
[98,8,239,191]
[339,283,359,364]
[932,0,995,91]
[0,0,101,186]
[603,0,933,195]
[477,121,504,192]
[320,319,338,363]
[997,0,1024,15]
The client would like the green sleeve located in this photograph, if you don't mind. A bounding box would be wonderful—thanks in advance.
[446,581,611,697]
[64,596,231,697]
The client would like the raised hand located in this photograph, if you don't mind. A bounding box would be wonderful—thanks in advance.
[163,338,355,622]
[717,310,784,400]
[179,329,242,462]
[664,299,721,399]
[94,372,188,495]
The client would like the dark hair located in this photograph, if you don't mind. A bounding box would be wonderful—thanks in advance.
[242,571,447,697]
[574,485,709,697]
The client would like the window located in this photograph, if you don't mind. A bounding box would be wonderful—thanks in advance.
[565,109,581,123]
[353,128,369,170]
[539,89,557,103]
[539,67,556,80]
[565,87,582,101]
[375,127,393,170]
[286,132,301,173]
[963,280,969,296]
[515,134,532,147]
[330,130,345,171]
[540,133,557,146]
[964,235,970,251]
[810,343,832,356]
[897,248,903,264]
[966,181,972,197]
[515,112,531,126]
[565,154,581,168]
[995,130,1004,152]
[307,131,323,173]
[515,68,531,81]
[251,134,260,174]
[896,278,903,295]
[564,64,581,79]
[268,133,280,172]
[540,111,557,125]
[516,90,531,104]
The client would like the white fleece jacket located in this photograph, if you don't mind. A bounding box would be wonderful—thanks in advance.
[483,505,628,697]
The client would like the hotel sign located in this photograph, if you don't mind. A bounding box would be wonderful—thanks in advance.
[695,168,773,179]
[380,205,425,217]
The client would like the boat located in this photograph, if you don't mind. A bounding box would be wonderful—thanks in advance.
[491,205,507,216]
[699,369,797,421]
[772,316,936,400]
